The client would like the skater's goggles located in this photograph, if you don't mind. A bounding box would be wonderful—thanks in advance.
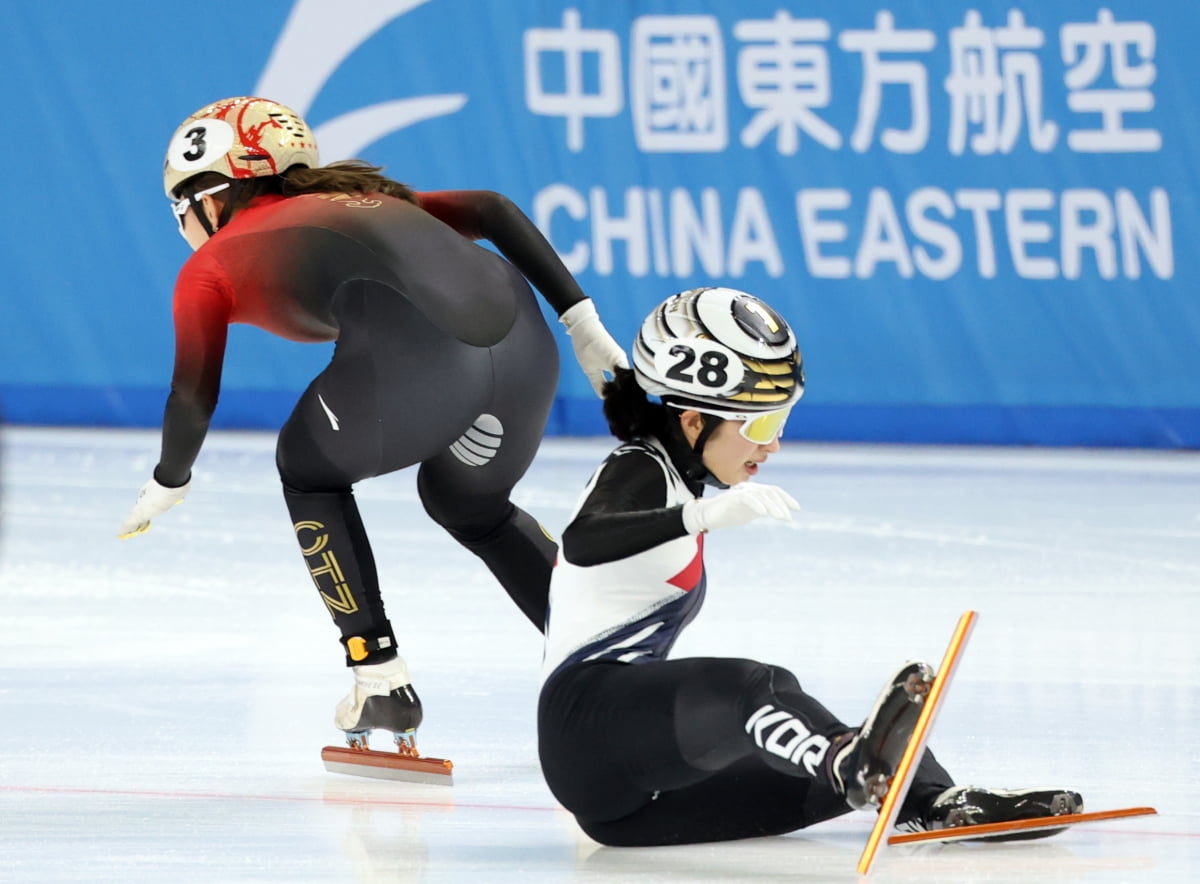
[686,404,793,445]
[170,183,231,237]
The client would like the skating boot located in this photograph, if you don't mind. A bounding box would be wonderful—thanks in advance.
[334,655,423,747]
[829,661,934,811]
[321,656,453,784]
[911,786,1084,842]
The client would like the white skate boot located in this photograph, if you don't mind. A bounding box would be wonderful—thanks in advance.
[334,655,423,748]
[321,656,453,784]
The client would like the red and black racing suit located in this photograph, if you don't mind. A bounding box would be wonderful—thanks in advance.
[158,189,578,662]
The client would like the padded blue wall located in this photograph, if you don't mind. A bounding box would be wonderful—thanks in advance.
[3,1,1197,446]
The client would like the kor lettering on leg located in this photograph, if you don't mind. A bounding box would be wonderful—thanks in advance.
[745,704,831,776]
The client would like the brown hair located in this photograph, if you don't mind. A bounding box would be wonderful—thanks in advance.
[177,159,419,219]
[281,160,418,203]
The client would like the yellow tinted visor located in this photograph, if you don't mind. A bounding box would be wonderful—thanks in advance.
[738,407,791,444]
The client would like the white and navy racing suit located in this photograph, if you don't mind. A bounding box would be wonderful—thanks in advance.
[537,430,954,847]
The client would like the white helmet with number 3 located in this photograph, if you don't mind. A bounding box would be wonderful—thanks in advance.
[163,96,319,198]
[632,287,804,415]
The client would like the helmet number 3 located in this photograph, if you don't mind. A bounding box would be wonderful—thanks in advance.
[660,340,744,396]
[182,126,208,162]
[167,118,235,174]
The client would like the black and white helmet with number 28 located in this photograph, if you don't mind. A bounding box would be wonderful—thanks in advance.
[632,287,804,416]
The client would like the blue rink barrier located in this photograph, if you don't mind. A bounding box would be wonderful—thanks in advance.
[4,387,1196,449]
[2,2,1197,448]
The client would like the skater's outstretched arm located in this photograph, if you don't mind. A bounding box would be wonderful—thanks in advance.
[417,189,585,314]
[119,252,232,537]
[561,449,688,566]
[417,189,627,395]
[562,448,798,566]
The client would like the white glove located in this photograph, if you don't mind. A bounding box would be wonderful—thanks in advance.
[559,298,630,397]
[681,483,799,534]
[118,477,190,539]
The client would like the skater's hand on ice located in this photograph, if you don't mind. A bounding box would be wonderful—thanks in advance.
[118,477,190,539]
[681,483,799,534]
[559,299,630,397]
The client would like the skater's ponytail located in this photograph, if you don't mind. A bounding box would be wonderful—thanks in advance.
[602,367,671,442]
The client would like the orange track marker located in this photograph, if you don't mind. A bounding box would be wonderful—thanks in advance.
[856,610,978,876]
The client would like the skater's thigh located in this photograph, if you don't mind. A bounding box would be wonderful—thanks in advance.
[538,660,771,823]
[578,754,827,847]
[487,289,558,456]
[562,660,855,847]
[546,656,773,752]
[415,300,559,515]
[277,376,379,490]
[277,285,491,490]
[414,408,545,527]
[538,663,671,824]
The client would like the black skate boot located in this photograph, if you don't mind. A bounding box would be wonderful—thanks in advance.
[912,786,1084,842]
[322,654,452,783]
[829,661,934,811]
[334,656,423,751]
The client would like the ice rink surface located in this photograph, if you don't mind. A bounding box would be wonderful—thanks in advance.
[1,426,1196,882]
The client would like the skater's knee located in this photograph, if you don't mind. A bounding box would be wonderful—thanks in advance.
[763,663,803,695]
[277,456,326,494]
[710,661,805,713]
[276,431,355,492]
[418,479,513,541]
[281,478,351,500]
[675,658,777,711]
[275,427,312,489]
[441,503,518,547]
[277,438,353,494]
[731,660,796,696]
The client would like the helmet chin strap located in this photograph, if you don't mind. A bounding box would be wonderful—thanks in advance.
[186,193,219,238]
[691,416,719,459]
[216,186,239,229]
[665,404,729,490]
[691,417,729,489]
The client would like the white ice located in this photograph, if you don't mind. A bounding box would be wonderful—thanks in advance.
[1,426,1197,882]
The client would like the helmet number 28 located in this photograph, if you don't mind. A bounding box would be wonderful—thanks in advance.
[667,344,729,388]
[662,340,743,396]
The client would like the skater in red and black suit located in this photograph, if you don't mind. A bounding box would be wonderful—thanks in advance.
[119,96,627,754]
[538,286,1082,846]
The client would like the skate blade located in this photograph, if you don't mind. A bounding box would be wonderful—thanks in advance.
[321,746,454,786]
[887,806,1157,845]
[857,611,977,876]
